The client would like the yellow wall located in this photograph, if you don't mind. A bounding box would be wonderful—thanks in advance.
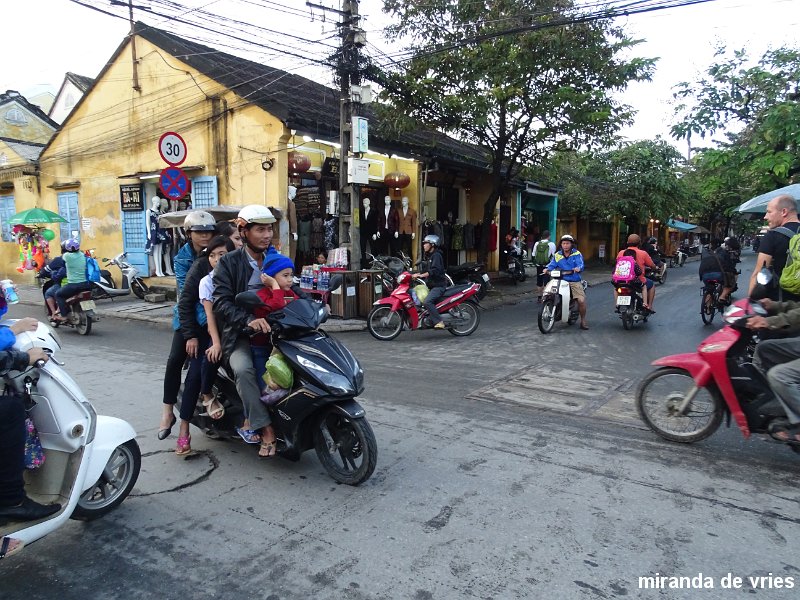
[0,101,55,144]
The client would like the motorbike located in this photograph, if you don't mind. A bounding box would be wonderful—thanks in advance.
[93,252,150,300]
[447,261,491,301]
[367,271,482,340]
[187,286,377,486]
[0,321,141,560]
[504,246,527,284]
[537,269,580,334]
[40,279,98,336]
[668,248,687,268]
[636,294,799,453]
[366,253,411,297]
[614,279,653,330]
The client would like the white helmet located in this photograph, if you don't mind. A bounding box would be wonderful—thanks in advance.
[236,204,276,227]
[183,210,216,231]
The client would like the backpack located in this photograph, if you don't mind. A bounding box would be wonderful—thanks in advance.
[779,227,800,295]
[534,241,551,266]
[86,256,101,283]
[612,251,641,284]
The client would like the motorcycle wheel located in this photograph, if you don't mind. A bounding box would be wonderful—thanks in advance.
[567,299,579,325]
[72,439,141,521]
[621,308,633,330]
[314,412,377,486]
[448,302,480,336]
[75,310,92,335]
[635,367,724,443]
[131,278,149,300]
[537,298,556,334]
[701,291,716,325]
[659,269,667,285]
[518,265,527,283]
[367,306,403,341]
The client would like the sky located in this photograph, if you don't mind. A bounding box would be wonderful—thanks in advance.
[2,0,797,146]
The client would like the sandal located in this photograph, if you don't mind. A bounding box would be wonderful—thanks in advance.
[236,427,261,445]
[258,439,277,458]
[769,424,800,444]
[201,395,225,420]
[0,537,24,559]
[175,434,192,456]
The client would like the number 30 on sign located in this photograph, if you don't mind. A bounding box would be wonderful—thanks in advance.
[158,132,187,166]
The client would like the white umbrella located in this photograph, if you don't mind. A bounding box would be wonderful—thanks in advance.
[737,184,800,214]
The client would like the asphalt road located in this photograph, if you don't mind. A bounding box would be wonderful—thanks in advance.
[2,249,799,599]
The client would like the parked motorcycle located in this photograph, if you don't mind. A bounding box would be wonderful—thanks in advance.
[93,253,150,300]
[614,280,653,330]
[187,287,377,486]
[447,261,491,301]
[636,296,798,453]
[537,270,579,333]
[40,279,98,336]
[367,271,481,340]
[504,247,527,284]
[0,321,141,560]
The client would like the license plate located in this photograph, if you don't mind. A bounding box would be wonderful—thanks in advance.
[80,300,96,310]
[616,296,631,306]
[550,270,561,278]
[481,273,489,282]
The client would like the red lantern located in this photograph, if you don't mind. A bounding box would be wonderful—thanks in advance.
[384,171,410,190]
[288,152,311,174]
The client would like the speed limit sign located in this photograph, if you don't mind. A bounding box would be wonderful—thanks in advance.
[158,131,187,166]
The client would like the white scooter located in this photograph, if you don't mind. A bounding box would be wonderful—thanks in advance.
[92,252,150,300]
[537,269,580,333]
[0,322,140,559]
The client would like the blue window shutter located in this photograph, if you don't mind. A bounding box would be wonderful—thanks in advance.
[191,176,218,208]
[57,192,80,240]
[0,196,16,242]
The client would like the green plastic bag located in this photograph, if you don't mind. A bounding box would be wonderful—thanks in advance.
[264,350,293,390]
[413,283,429,303]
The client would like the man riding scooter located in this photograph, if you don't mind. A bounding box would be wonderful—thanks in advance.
[543,234,588,330]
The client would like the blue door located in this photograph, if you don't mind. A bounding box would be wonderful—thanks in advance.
[191,176,218,208]
[0,195,16,242]
[57,192,80,241]
[122,209,149,275]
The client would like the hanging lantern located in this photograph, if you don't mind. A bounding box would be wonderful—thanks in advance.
[384,171,410,190]
[288,152,311,175]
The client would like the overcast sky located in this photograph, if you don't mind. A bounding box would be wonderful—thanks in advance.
[2,0,797,145]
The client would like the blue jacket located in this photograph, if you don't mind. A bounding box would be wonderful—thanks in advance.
[172,243,197,331]
[546,249,584,282]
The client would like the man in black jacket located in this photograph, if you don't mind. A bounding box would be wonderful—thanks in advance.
[418,234,448,329]
[212,205,279,456]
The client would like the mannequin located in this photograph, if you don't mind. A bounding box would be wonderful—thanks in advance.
[398,196,417,256]
[376,196,399,255]
[146,196,173,277]
[359,197,379,265]
[284,185,299,258]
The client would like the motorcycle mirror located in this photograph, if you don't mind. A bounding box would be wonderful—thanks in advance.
[328,274,343,293]
[102,257,109,263]
[235,291,265,310]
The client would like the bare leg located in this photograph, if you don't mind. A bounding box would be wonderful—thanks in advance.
[647,287,655,309]
[258,424,277,458]
[578,299,587,326]
[45,297,58,315]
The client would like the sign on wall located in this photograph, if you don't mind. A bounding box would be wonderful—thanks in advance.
[120,184,144,212]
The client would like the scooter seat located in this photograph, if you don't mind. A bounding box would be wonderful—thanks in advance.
[441,284,473,299]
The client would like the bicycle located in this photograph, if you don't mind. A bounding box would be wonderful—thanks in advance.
[700,278,723,325]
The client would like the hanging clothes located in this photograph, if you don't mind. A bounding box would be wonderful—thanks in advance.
[463,222,474,250]
[324,216,338,250]
[489,222,498,252]
[310,216,325,250]
[297,219,312,253]
[451,223,464,250]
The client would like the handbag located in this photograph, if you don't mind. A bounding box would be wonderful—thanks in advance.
[24,418,45,470]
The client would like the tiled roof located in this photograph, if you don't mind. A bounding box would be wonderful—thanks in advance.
[66,73,94,92]
[0,136,46,162]
[0,91,60,130]
[135,23,491,170]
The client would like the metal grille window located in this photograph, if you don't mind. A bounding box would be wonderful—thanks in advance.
[191,176,218,208]
[0,195,16,242]
[122,210,146,249]
[57,191,81,241]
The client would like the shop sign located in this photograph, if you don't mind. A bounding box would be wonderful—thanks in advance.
[120,184,144,212]
[322,157,340,178]
[348,158,369,185]
[352,117,369,153]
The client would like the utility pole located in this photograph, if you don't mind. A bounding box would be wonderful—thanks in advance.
[307,0,365,268]
[127,0,141,91]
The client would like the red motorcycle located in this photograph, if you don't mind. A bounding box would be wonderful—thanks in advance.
[635,297,798,453]
[366,271,481,340]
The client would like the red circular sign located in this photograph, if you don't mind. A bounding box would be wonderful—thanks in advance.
[158,131,187,166]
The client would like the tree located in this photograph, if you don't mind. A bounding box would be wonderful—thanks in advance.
[375,0,654,258]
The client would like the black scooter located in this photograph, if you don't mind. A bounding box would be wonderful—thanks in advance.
[186,284,377,486]
[447,261,491,300]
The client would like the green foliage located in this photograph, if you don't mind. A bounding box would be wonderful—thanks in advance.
[376,0,654,234]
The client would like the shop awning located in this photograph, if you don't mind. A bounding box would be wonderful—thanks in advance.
[666,218,697,232]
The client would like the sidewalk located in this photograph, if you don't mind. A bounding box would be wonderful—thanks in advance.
[11,262,626,333]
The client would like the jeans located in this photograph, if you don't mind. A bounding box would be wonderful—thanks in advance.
[753,337,800,424]
[229,337,271,431]
[251,345,270,393]
[163,330,187,405]
[179,331,210,422]
[55,281,92,316]
[44,283,60,300]
[0,393,26,506]
[423,286,446,325]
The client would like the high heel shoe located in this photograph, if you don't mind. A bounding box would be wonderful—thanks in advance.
[175,434,192,456]
[157,413,177,440]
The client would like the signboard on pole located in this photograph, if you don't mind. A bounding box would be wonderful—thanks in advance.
[347,158,369,184]
[351,117,368,153]
[158,131,187,166]
[159,167,190,200]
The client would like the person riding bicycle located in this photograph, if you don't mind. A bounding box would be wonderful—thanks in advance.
[617,234,657,312]
[417,234,448,330]
[543,234,588,330]
[698,239,735,306]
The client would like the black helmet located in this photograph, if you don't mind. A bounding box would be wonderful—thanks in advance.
[648,237,657,245]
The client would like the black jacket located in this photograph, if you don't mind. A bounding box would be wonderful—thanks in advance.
[213,248,261,358]
[0,350,31,375]
[426,249,447,288]
[177,255,211,341]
